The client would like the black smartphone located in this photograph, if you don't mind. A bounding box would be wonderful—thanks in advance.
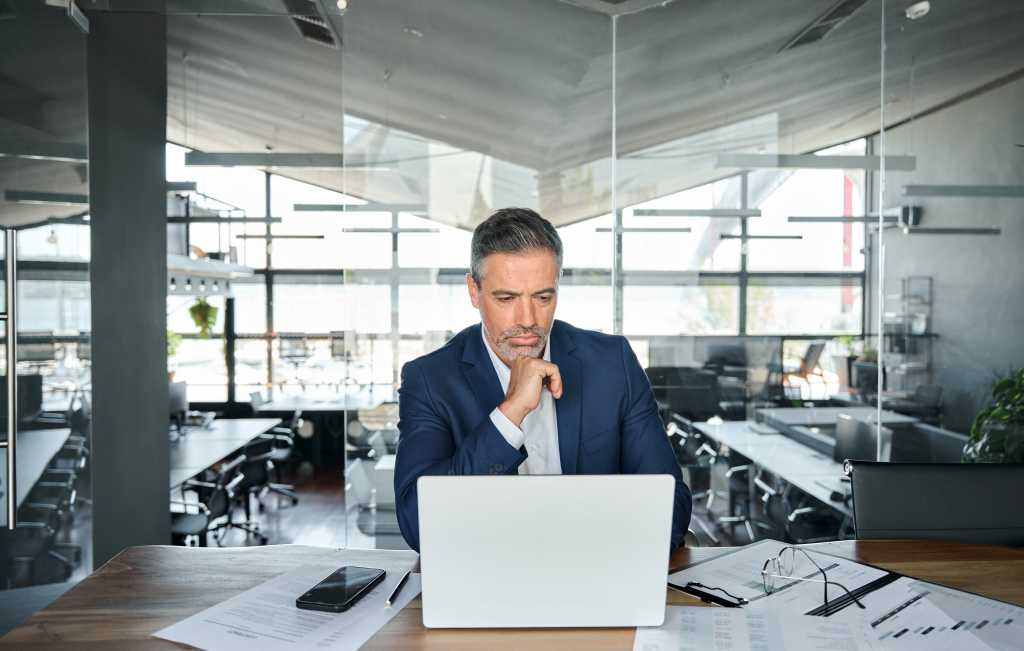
[295,566,387,613]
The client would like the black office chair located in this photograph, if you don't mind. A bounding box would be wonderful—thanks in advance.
[0,523,57,589]
[848,461,1024,546]
[172,456,246,547]
[232,438,275,544]
[665,418,720,545]
[259,411,301,506]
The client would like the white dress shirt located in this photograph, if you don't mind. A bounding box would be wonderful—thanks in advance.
[483,327,562,475]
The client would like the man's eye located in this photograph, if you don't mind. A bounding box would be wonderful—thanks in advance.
[536,295,552,303]
[497,296,514,303]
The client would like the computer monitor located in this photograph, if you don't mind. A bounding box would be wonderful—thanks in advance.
[169,381,188,428]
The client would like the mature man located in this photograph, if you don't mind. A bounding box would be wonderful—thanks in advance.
[394,207,692,551]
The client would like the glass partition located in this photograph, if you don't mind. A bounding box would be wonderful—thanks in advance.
[877,0,1024,448]
[0,1,92,588]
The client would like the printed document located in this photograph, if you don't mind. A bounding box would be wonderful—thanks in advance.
[153,563,420,651]
[633,606,880,651]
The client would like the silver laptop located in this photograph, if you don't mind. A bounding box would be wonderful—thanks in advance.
[417,474,675,628]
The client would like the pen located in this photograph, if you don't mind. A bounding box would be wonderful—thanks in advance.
[385,571,411,608]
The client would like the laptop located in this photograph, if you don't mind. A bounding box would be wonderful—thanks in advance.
[417,474,675,628]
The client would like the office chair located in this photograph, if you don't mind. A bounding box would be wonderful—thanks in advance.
[665,418,720,545]
[0,523,58,589]
[759,477,847,543]
[232,438,275,544]
[172,457,246,547]
[848,461,1024,546]
[258,411,301,506]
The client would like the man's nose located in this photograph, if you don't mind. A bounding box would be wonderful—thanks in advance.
[515,297,537,328]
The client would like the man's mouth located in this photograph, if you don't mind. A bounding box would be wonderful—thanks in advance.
[507,335,540,347]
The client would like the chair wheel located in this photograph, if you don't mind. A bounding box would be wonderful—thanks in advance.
[259,536,268,545]
[291,497,299,505]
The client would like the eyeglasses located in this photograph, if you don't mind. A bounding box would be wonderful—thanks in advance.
[761,546,866,611]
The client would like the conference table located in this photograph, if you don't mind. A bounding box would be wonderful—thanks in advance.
[169,418,282,489]
[2,540,1022,649]
[0,428,72,526]
[693,419,852,518]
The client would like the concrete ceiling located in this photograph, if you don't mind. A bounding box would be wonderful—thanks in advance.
[2,0,1023,229]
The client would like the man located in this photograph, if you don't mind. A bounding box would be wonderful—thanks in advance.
[394,207,692,551]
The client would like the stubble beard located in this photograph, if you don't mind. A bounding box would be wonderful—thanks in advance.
[493,325,548,362]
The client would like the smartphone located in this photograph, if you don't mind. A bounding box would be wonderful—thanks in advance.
[295,566,386,613]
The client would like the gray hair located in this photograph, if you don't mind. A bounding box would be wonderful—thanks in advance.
[470,207,563,285]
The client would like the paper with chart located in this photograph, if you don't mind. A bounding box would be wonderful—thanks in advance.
[668,539,889,613]
[633,606,881,651]
[829,576,1022,650]
[153,563,420,651]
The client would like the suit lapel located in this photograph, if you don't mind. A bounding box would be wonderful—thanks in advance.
[551,321,581,474]
[461,324,506,417]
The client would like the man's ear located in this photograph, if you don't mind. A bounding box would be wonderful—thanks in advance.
[466,272,480,309]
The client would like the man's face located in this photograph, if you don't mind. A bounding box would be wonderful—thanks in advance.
[467,249,559,366]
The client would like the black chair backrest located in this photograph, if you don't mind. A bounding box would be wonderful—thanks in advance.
[849,461,1024,546]
[206,457,245,519]
[667,369,720,421]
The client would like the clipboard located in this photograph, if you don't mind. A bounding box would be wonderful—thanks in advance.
[667,540,775,608]
[670,540,1024,620]
[667,539,906,615]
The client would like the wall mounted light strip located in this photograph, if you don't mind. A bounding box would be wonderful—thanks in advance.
[901,227,1001,235]
[3,190,88,205]
[186,152,345,167]
[235,234,324,240]
[633,208,761,218]
[903,184,1024,198]
[595,227,693,233]
[168,217,283,224]
[716,153,917,171]
[294,203,428,212]
[0,140,87,163]
[720,234,803,240]
[166,181,198,192]
[341,228,440,233]
[788,216,900,223]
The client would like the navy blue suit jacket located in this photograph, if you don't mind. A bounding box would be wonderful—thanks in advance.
[394,320,692,551]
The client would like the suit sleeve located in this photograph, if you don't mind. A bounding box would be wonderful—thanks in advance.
[618,338,693,551]
[394,360,527,551]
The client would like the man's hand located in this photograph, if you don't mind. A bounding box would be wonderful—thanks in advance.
[498,357,563,427]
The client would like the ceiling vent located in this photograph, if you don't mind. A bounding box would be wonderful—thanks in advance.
[778,0,869,53]
[282,0,341,49]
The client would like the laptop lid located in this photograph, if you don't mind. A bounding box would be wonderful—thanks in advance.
[417,474,674,628]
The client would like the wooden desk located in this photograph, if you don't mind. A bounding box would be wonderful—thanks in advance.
[3,540,1022,649]
[169,418,281,489]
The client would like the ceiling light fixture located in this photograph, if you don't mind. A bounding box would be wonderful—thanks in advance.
[905,1,931,20]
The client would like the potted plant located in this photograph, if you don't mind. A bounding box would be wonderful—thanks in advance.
[963,368,1024,463]
[167,329,182,381]
[189,297,219,338]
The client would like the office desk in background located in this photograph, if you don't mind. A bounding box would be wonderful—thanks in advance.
[2,540,1022,650]
[693,420,851,517]
[169,418,281,489]
[0,428,72,519]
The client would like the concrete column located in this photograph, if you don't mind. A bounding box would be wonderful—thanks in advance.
[88,7,169,566]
